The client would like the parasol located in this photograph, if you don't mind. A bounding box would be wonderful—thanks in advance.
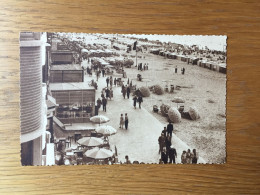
[90,115,110,125]
[84,147,114,159]
[95,125,117,136]
[77,137,104,147]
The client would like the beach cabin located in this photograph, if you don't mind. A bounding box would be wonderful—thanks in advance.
[168,53,177,59]
[205,61,212,70]
[50,83,96,124]
[190,57,199,65]
[150,48,160,55]
[159,50,164,56]
[218,63,227,74]
[176,55,187,62]
[49,64,84,83]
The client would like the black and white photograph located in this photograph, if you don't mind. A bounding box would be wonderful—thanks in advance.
[20,32,226,166]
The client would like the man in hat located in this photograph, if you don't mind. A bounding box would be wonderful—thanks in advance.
[169,145,177,164]
[102,97,107,112]
[106,77,110,88]
[126,85,131,99]
[158,133,165,154]
[167,121,174,137]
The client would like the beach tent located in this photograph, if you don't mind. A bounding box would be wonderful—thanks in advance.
[218,63,226,74]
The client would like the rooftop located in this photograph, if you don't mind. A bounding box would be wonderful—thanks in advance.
[50,64,83,71]
[49,83,95,91]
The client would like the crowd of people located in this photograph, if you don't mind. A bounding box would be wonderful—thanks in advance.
[158,122,198,164]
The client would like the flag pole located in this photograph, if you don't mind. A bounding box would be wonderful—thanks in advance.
[136,41,138,67]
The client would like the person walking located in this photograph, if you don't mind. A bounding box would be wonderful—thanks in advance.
[126,85,131,99]
[175,66,178,73]
[110,76,113,87]
[114,78,117,86]
[102,69,105,77]
[186,149,192,164]
[169,146,177,164]
[109,88,113,100]
[124,113,129,130]
[106,77,109,88]
[102,97,107,112]
[96,98,102,109]
[122,86,126,99]
[191,149,198,164]
[133,95,137,109]
[166,121,174,137]
[181,151,187,164]
[161,148,168,164]
[119,114,124,129]
[158,133,165,154]
[162,127,167,137]
[96,70,100,81]
[165,134,172,153]
[138,95,143,109]
[105,88,110,99]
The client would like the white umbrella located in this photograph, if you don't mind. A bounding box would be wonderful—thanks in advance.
[95,125,117,136]
[90,115,110,124]
[77,137,104,147]
[84,147,114,159]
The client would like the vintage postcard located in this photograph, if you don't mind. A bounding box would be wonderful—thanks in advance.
[20,32,226,165]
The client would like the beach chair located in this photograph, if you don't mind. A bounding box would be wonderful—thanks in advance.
[178,105,185,113]
[153,105,159,113]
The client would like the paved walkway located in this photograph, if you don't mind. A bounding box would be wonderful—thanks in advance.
[82,60,206,164]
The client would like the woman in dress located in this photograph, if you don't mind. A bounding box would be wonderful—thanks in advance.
[119,114,124,129]
[181,151,187,164]
[186,149,192,164]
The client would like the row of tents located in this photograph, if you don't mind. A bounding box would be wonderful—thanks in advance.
[150,49,226,74]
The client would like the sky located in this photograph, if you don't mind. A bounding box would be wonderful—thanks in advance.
[125,34,227,51]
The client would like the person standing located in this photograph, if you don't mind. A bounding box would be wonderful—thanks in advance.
[166,121,174,137]
[102,69,105,77]
[165,135,172,153]
[191,149,198,164]
[181,151,187,164]
[161,148,168,164]
[122,86,126,99]
[162,127,167,137]
[119,114,124,129]
[96,98,102,109]
[105,88,110,99]
[110,76,113,87]
[124,113,129,130]
[158,133,165,154]
[124,155,131,164]
[186,149,192,164]
[114,78,117,86]
[175,66,178,73]
[138,95,143,109]
[169,146,177,164]
[96,70,100,81]
[126,85,131,99]
[106,77,109,88]
[133,95,137,109]
[102,97,107,112]
[109,88,113,100]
